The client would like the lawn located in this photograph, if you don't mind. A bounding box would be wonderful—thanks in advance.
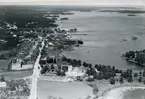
[37,80,93,99]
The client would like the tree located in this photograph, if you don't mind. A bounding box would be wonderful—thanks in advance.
[98,72,103,80]
[119,77,124,84]
[77,60,82,66]
[125,52,130,58]
[144,80,145,84]
[41,66,48,74]
[83,62,89,67]
[138,77,142,82]
[135,53,145,64]
[72,59,77,67]
[95,64,104,72]
[112,66,115,71]
[109,78,115,84]
[76,76,83,81]
[88,64,92,69]
[128,75,133,83]
[93,72,98,79]
[53,58,56,64]
[86,77,94,82]
[0,76,5,82]
[62,56,67,61]
[143,70,145,77]
[51,65,54,72]
[134,73,138,77]
[139,71,142,76]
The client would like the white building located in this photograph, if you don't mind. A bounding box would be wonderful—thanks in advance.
[65,66,86,77]
[0,82,6,87]
[48,42,54,46]
[11,58,33,70]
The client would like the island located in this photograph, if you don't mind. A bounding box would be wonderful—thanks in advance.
[60,17,69,20]
[122,49,145,66]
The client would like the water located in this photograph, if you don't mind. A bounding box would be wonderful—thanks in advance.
[123,89,145,99]
[57,11,145,70]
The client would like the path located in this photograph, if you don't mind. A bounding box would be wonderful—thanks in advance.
[29,38,45,99]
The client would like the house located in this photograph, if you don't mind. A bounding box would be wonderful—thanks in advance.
[48,42,54,46]
[0,82,6,87]
[65,66,86,77]
[0,39,7,44]
[11,58,33,70]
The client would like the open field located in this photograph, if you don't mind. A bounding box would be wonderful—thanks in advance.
[0,70,33,80]
[37,80,93,99]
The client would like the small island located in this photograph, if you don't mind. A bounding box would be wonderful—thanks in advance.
[128,14,136,16]
[122,49,145,66]
[68,28,78,33]
[131,36,139,40]
[60,17,69,20]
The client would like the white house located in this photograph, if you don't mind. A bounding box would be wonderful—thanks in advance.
[65,66,86,77]
[11,58,33,70]
[0,82,6,87]
[48,42,54,46]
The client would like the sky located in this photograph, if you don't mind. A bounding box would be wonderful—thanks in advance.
[0,0,145,5]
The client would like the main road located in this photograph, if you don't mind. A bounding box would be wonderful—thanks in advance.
[29,37,45,99]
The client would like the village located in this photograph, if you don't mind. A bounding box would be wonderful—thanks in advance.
[0,6,145,99]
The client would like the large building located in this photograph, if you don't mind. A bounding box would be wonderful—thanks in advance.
[65,66,86,77]
[11,58,33,70]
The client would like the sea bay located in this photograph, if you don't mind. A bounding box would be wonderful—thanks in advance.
[57,10,145,70]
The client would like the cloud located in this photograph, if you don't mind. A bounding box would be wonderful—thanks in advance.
[0,0,144,5]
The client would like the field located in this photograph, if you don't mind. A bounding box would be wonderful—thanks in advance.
[37,80,93,99]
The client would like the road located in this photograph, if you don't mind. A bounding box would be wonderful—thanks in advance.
[29,38,45,99]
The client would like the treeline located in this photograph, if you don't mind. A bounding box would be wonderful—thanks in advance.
[62,56,121,79]
[40,56,122,81]
[0,30,19,50]
[1,7,58,29]
[40,55,145,84]
[100,10,145,14]
[121,69,145,84]
[2,13,57,28]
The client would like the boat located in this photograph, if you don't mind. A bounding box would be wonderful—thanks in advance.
[131,36,138,40]
[122,38,128,41]
[128,14,136,16]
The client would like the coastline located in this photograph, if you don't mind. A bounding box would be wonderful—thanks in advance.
[99,85,145,99]
[122,57,145,67]
[56,11,145,99]
[96,81,145,99]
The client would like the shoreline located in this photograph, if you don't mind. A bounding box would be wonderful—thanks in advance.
[55,11,145,99]
[123,57,145,67]
[97,82,145,99]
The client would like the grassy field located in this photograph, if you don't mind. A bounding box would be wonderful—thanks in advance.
[37,80,93,99]
[0,70,33,80]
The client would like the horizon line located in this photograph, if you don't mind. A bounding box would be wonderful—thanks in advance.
[0,4,144,7]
